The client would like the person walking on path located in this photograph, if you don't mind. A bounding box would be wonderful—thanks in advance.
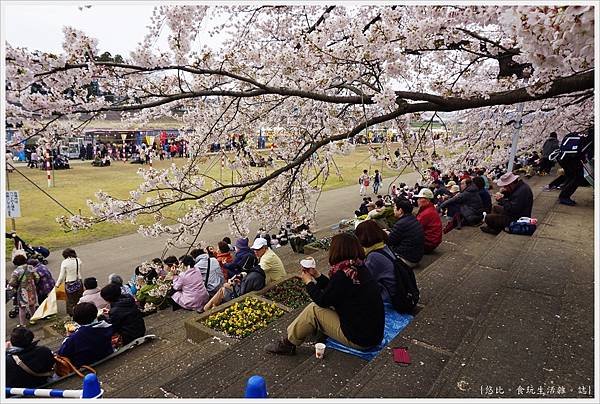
[9,255,40,327]
[55,248,84,317]
[372,169,382,194]
[28,258,55,304]
[358,169,370,196]
[556,129,593,206]
[539,132,559,174]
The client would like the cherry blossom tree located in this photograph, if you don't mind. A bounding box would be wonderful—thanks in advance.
[5,5,594,247]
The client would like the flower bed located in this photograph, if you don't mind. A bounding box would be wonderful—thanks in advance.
[304,237,332,254]
[201,297,285,338]
[263,277,311,309]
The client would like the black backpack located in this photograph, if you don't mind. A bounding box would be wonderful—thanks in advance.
[372,249,420,314]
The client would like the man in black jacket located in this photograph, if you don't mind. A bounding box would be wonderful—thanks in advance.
[388,198,424,267]
[437,178,484,233]
[6,327,55,388]
[539,132,559,174]
[556,129,593,206]
[481,172,533,235]
[100,283,146,345]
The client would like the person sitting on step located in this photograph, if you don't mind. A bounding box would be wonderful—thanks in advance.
[250,237,286,285]
[437,177,484,233]
[354,220,398,305]
[481,172,533,235]
[265,233,384,355]
[387,198,424,268]
[6,327,55,388]
[414,188,443,253]
[57,302,114,368]
[167,255,210,313]
[77,277,109,311]
[100,283,146,345]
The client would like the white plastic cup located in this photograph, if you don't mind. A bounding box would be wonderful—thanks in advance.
[315,343,326,359]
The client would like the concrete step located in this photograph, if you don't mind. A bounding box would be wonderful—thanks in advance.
[420,186,593,398]
[340,177,567,398]
[160,308,307,398]
[268,348,367,398]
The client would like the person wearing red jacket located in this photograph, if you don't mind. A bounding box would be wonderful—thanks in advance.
[415,188,443,253]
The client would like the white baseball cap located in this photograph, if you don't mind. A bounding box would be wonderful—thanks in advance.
[250,237,268,250]
[300,257,316,269]
[415,188,434,199]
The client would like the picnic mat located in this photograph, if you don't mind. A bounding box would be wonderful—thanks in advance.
[326,303,413,361]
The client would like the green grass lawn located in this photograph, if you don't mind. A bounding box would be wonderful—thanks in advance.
[5,145,413,255]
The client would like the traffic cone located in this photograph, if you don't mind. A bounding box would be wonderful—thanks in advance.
[244,375,267,398]
[82,374,102,398]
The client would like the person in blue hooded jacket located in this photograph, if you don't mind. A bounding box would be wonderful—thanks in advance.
[223,238,258,279]
[57,302,114,368]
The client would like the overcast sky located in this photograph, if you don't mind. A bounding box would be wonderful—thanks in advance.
[3,3,161,56]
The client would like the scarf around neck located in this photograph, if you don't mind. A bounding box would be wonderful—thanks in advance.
[329,259,363,285]
[364,242,386,256]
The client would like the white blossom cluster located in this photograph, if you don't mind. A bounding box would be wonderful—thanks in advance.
[6,5,594,247]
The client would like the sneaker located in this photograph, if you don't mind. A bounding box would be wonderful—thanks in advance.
[480,226,500,235]
[542,185,555,192]
[265,337,297,355]
[559,198,576,206]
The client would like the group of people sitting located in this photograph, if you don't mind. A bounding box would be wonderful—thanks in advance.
[6,272,147,388]
[356,165,534,244]
[264,166,536,357]
[265,213,423,356]
[122,235,290,314]
[6,165,539,376]
[6,232,295,388]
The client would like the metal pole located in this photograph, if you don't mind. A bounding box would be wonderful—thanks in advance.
[506,77,529,173]
[5,169,16,232]
[506,102,524,174]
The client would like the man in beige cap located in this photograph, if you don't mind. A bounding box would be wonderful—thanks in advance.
[251,237,286,285]
[481,172,533,235]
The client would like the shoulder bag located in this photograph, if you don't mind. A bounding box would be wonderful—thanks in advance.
[65,259,83,294]
[54,354,96,378]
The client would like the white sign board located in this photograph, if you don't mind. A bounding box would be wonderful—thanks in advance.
[6,191,21,218]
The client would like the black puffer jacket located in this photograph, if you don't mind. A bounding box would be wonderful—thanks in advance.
[439,183,484,224]
[542,136,559,158]
[107,294,146,344]
[499,180,533,221]
[388,214,424,264]
[6,344,54,388]
[306,267,384,348]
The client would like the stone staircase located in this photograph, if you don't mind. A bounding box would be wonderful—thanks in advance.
[41,176,594,399]
[157,176,594,399]
[48,308,230,398]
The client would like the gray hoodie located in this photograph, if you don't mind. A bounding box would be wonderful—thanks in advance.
[194,254,224,293]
